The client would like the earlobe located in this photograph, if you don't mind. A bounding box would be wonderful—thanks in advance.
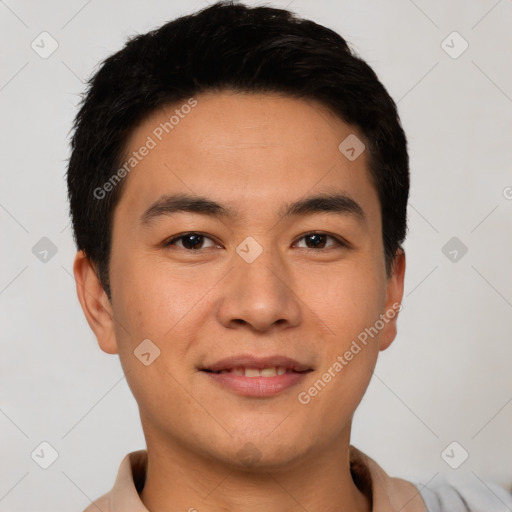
[73,250,118,354]
[379,249,406,352]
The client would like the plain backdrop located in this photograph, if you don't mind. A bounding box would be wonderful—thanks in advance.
[1,0,511,510]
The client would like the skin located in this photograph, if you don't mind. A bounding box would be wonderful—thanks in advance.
[74,90,405,512]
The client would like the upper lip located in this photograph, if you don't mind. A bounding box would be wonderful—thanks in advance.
[201,355,313,373]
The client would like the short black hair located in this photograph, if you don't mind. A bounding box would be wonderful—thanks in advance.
[67,0,409,299]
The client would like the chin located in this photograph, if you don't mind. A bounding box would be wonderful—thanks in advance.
[217,433,311,471]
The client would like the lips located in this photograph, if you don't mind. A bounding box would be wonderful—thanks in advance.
[211,366,289,377]
[200,355,313,398]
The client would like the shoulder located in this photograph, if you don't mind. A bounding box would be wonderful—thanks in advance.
[81,450,147,512]
[413,476,512,512]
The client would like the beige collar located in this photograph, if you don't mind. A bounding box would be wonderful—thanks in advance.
[86,446,427,512]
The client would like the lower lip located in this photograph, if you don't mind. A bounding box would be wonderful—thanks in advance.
[202,371,309,398]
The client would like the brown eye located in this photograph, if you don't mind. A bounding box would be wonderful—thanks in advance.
[164,233,217,250]
[295,233,345,250]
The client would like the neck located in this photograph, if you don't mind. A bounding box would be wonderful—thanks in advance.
[139,430,371,512]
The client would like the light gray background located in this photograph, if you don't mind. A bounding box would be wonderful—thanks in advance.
[1,0,511,510]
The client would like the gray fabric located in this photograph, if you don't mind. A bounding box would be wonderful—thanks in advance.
[414,477,512,512]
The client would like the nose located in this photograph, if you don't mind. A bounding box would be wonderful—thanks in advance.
[216,245,302,333]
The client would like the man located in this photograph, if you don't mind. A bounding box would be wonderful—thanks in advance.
[67,2,512,510]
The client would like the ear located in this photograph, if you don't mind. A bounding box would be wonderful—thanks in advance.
[379,249,406,351]
[73,250,118,354]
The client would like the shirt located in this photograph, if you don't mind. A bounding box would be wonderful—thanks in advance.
[83,446,512,511]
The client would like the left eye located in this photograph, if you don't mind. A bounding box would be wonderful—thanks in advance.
[294,233,343,250]
[164,233,217,250]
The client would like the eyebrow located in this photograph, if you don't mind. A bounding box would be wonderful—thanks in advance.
[140,192,366,225]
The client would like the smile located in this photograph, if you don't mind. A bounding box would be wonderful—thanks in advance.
[206,366,299,377]
[200,355,313,397]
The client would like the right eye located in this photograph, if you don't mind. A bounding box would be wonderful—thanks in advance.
[163,232,219,251]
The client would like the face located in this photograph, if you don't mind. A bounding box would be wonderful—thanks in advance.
[77,91,405,469]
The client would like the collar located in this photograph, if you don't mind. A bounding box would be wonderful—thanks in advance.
[89,446,427,512]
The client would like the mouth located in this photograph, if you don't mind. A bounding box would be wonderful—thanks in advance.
[200,355,313,397]
[203,366,305,377]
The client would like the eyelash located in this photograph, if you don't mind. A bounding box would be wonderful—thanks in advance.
[162,231,349,251]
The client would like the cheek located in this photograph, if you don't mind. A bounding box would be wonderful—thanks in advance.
[111,253,198,334]
[297,260,386,340]
[296,313,381,438]
[295,261,385,407]
[109,254,218,390]
[108,259,202,429]
[306,354,378,443]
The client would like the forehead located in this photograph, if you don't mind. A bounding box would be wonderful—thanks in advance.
[114,91,379,225]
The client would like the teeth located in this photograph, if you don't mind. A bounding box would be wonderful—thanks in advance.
[217,367,289,377]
